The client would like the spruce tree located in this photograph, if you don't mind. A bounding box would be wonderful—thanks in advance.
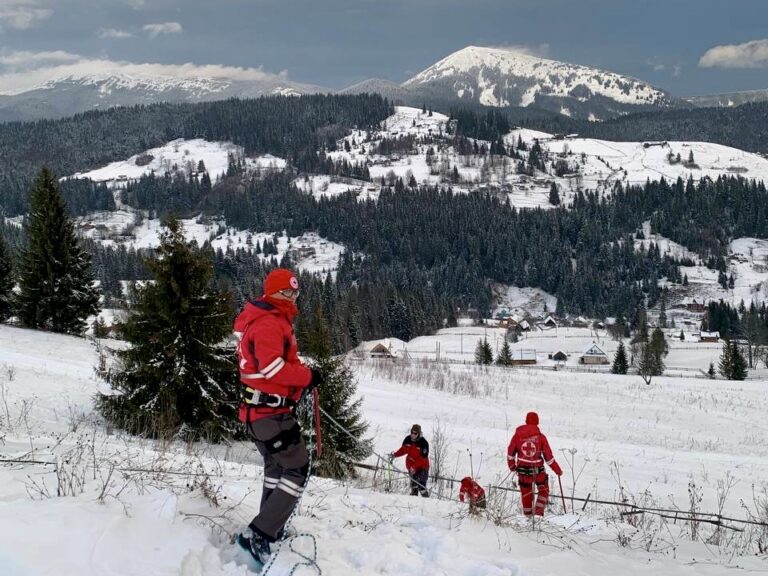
[496,339,513,366]
[549,182,561,206]
[729,342,748,380]
[649,326,669,360]
[475,337,493,365]
[718,341,732,379]
[97,217,238,440]
[0,235,12,322]
[638,341,662,385]
[15,168,99,334]
[301,305,372,479]
[612,341,628,374]
[658,297,667,328]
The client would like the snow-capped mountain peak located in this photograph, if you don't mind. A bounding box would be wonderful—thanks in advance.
[402,45,674,117]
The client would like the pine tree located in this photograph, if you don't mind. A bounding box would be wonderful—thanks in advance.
[15,168,100,334]
[729,342,748,380]
[649,326,669,359]
[97,217,238,440]
[0,235,12,322]
[612,341,628,374]
[496,338,513,366]
[658,297,667,328]
[475,337,493,365]
[548,182,561,206]
[707,361,715,379]
[638,341,663,385]
[301,306,372,479]
[679,329,685,341]
[718,341,732,379]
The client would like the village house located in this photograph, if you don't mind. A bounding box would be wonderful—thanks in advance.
[548,350,568,362]
[699,331,720,343]
[369,339,396,359]
[579,342,609,365]
[510,350,537,366]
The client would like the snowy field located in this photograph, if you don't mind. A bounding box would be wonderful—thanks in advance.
[66,139,285,187]
[356,324,757,381]
[1,325,767,575]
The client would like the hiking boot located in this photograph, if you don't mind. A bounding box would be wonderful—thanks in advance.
[237,530,271,566]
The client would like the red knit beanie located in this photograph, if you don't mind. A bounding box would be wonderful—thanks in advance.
[526,411,539,425]
[263,268,299,296]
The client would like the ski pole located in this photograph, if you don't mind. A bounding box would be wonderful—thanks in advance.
[558,475,567,513]
[313,388,322,458]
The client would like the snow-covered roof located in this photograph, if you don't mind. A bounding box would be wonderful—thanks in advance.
[512,349,536,361]
[581,342,607,357]
[700,331,720,339]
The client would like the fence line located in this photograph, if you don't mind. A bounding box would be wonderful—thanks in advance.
[352,461,768,530]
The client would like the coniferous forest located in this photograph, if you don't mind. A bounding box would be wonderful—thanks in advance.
[2,95,768,354]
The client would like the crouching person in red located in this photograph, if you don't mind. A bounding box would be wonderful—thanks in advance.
[459,476,487,510]
[234,269,322,568]
[390,424,430,497]
[507,411,562,517]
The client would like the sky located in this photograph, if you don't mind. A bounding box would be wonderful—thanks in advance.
[0,0,767,96]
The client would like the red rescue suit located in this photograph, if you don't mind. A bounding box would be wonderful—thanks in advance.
[507,423,562,516]
[392,435,430,473]
[234,297,312,422]
[459,476,487,508]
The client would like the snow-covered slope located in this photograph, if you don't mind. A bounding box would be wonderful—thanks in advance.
[66,138,285,188]
[1,325,767,575]
[402,46,675,119]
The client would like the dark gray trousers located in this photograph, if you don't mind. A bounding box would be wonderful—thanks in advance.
[246,413,309,541]
[410,469,430,497]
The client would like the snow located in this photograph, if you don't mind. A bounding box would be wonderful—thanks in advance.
[292,175,381,201]
[65,138,285,188]
[491,285,558,319]
[0,325,766,575]
[77,213,345,276]
[403,46,668,107]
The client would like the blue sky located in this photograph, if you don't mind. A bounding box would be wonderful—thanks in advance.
[0,0,766,96]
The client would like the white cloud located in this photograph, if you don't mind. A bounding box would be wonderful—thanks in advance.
[0,49,80,69]
[0,55,288,95]
[491,43,551,59]
[0,1,51,30]
[98,27,132,39]
[699,39,768,69]
[143,22,182,38]
[653,63,665,72]
[672,65,682,77]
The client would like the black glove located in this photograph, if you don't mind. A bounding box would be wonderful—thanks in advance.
[307,368,324,392]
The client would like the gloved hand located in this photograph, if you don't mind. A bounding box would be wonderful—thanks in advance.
[508,462,517,474]
[387,452,394,462]
[307,368,324,391]
[551,461,563,476]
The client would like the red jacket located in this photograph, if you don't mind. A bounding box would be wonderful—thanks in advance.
[393,434,430,472]
[507,424,562,476]
[234,297,312,422]
[459,477,486,504]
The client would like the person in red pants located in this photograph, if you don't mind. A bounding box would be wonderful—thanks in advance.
[507,412,562,517]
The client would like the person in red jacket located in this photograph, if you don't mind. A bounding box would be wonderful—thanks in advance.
[507,411,562,517]
[459,476,487,510]
[233,268,322,566]
[390,424,430,497]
